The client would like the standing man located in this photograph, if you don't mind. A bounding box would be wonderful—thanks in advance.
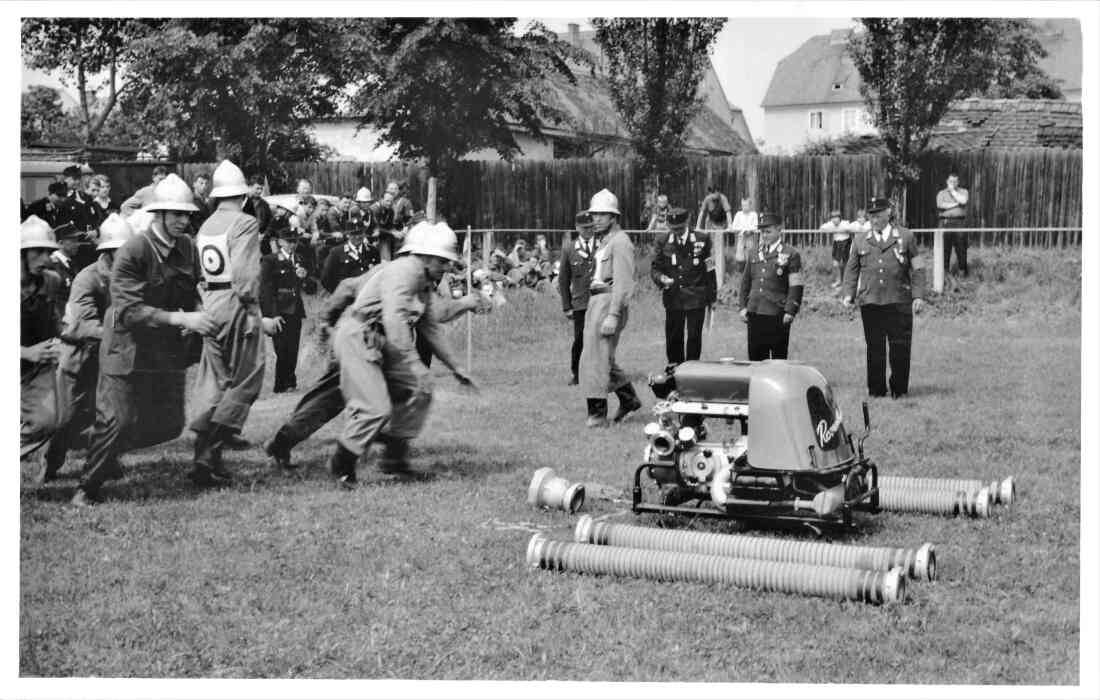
[190,171,213,232]
[842,197,926,399]
[558,211,597,385]
[936,172,970,277]
[71,175,218,506]
[320,217,378,293]
[41,213,135,483]
[120,165,170,215]
[645,194,671,233]
[328,222,476,487]
[738,212,804,361]
[243,174,274,252]
[188,160,270,486]
[820,209,852,289]
[579,189,642,428]
[21,216,66,462]
[260,220,310,393]
[652,207,717,365]
[49,223,86,291]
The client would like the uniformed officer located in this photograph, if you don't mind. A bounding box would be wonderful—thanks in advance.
[328,221,476,488]
[738,212,804,361]
[188,160,271,485]
[320,217,379,293]
[41,213,135,483]
[72,175,218,506]
[652,207,717,365]
[842,197,926,398]
[49,223,86,292]
[21,216,66,462]
[259,219,310,393]
[579,189,642,428]
[558,210,597,385]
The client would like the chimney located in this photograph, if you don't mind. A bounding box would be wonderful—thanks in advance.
[568,23,580,47]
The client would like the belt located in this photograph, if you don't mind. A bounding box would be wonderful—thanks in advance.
[204,281,232,291]
[589,286,611,296]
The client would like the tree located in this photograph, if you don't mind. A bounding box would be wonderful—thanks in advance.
[21,85,74,143]
[590,18,726,192]
[349,19,582,183]
[848,18,1056,218]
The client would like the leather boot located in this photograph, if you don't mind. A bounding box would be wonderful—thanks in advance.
[190,424,234,486]
[263,429,295,471]
[612,383,643,423]
[328,443,359,490]
[377,436,411,474]
[586,398,609,428]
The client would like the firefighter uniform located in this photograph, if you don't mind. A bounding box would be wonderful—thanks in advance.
[188,161,265,477]
[259,224,310,392]
[843,198,926,398]
[738,213,804,361]
[558,211,597,384]
[20,217,65,460]
[651,208,717,364]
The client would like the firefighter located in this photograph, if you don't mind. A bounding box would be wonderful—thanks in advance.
[738,212,804,361]
[41,213,136,483]
[259,219,310,393]
[188,160,272,486]
[652,207,717,365]
[21,216,66,462]
[842,197,926,398]
[71,175,218,506]
[327,221,476,488]
[558,210,597,385]
[579,189,642,428]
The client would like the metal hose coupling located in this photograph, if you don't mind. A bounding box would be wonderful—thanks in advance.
[574,515,936,581]
[877,484,992,518]
[527,534,906,605]
[527,467,585,514]
[879,475,1015,506]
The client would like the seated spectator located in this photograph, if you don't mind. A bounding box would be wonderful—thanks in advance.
[820,209,852,289]
[290,195,320,242]
[91,175,116,216]
[315,198,336,235]
[296,178,313,197]
[850,208,871,234]
[507,240,530,268]
[244,174,274,252]
[120,165,170,215]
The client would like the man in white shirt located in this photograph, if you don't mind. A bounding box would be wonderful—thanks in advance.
[936,172,970,277]
[730,197,758,273]
[819,209,852,289]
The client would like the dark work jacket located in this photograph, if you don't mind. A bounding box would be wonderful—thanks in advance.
[21,269,64,376]
[558,236,596,312]
[320,243,379,294]
[243,196,273,236]
[26,197,76,230]
[100,232,201,376]
[651,230,718,311]
[739,242,805,317]
[259,251,307,319]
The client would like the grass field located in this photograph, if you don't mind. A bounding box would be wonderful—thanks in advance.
[18,245,1083,683]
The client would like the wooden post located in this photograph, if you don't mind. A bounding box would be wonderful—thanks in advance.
[466,225,473,374]
[713,228,726,293]
[426,177,437,224]
[933,228,944,294]
[482,229,493,262]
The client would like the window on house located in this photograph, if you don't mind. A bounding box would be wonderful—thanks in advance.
[809,111,824,130]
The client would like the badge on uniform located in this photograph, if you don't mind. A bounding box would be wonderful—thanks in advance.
[705,257,715,271]
[893,247,906,264]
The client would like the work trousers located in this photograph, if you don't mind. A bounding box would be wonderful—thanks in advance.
[80,370,187,490]
[941,218,969,276]
[278,360,344,446]
[21,363,59,460]
[335,320,433,456]
[570,309,586,378]
[272,316,303,392]
[746,312,791,361]
[189,306,265,435]
[859,303,913,397]
[44,360,98,469]
[579,292,629,399]
[665,307,706,364]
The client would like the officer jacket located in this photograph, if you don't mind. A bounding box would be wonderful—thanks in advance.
[26,197,76,230]
[651,230,718,311]
[259,250,308,319]
[59,255,111,376]
[21,268,64,377]
[843,225,926,306]
[558,236,596,313]
[320,242,379,293]
[101,231,201,376]
[738,241,805,317]
[591,227,635,318]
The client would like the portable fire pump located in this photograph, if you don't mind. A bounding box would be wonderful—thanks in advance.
[635,359,880,530]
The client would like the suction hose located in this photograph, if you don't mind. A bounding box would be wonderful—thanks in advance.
[877,485,992,518]
[527,534,906,604]
[574,515,936,581]
[879,475,1015,506]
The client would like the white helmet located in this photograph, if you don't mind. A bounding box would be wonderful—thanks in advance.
[20,215,59,251]
[97,213,134,251]
[209,159,249,199]
[126,210,155,237]
[355,186,372,203]
[588,188,620,216]
[399,221,461,262]
[144,174,199,212]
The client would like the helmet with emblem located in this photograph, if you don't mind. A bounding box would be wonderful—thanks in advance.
[143,174,199,212]
[209,160,249,199]
[96,213,135,251]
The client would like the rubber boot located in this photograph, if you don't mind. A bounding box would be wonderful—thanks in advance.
[190,424,234,486]
[586,398,609,428]
[612,383,643,423]
[263,429,295,471]
[377,436,411,474]
[328,443,359,490]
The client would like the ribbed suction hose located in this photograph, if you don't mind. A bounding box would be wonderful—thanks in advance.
[527,534,906,605]
[879,475,1015,506]
[877,485,992,518]
[574,515,936,581]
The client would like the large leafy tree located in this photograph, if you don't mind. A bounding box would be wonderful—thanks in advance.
[21,85,72,143]
[848,18,1056,217]
[590,17,726,191]
[349,19,582,180]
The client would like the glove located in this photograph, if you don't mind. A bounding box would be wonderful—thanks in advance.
[912,298,924,314]
[172,311,219,337]
[599,314,619,336]
[782,313,794,325]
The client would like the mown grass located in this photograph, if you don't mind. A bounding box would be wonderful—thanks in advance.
[19,245,1081,683]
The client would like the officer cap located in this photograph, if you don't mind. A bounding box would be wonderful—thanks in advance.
[759,212,783,228]
[575,210,593,226]
[62,165,81,178]
[344,216,367,235]
[53,222,84,240]
[866,197,892,213]
[667,207,689,227]
[272,219,298,240]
